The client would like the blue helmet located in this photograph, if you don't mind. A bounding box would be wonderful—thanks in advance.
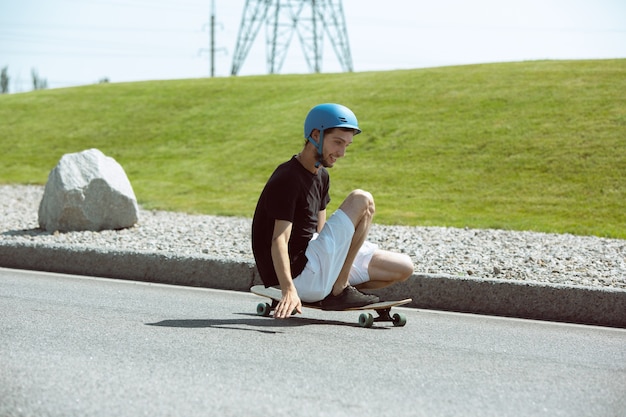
[303,103,361,166]
[304,103,361,139]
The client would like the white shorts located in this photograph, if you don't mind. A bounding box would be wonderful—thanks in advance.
[293,209,378,303]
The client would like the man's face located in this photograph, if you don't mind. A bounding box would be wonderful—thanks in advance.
[320,128,354,168]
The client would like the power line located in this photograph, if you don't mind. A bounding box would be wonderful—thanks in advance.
[0,49,197,59]
[0,32,197,52]
[58,0,208,13]
[0,21,203,34]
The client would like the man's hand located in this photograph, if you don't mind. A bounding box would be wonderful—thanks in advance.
[270,219,302,318]
[274,286,302,319]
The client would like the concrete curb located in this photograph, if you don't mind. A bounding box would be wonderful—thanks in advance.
[1,241,625,328]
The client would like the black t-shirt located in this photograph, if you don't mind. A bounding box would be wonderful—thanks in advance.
[251,156,330,287]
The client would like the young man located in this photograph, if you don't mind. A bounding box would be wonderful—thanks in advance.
[252,103,414,319]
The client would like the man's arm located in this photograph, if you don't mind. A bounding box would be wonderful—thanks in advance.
[271,219,302,319]
[317,209,326,233]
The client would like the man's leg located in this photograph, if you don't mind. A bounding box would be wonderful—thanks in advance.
[330,189,375,296]
[335,189,414,292]
[355,249,414,290]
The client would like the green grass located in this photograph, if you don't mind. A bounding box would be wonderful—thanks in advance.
[1,59,625,238]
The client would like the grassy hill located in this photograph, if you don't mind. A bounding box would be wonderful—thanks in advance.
[1,59,625,238]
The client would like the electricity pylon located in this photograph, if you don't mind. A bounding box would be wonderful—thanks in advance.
[230,0,353,75]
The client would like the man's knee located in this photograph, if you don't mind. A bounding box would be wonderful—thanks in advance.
[396,254,414,282]
[349,189,374,205]
[342,189,375,218]
[384,252,415,282]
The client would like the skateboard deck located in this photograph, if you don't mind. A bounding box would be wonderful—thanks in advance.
[250,285,412,328]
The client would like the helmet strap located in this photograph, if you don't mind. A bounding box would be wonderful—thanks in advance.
[307,130,324,168]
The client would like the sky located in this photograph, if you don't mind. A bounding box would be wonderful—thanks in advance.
[2,0,625,92]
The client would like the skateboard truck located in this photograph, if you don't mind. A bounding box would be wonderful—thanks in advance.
[361,307,407,327]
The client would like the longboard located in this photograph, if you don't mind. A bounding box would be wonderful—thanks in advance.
[250,285,412,328]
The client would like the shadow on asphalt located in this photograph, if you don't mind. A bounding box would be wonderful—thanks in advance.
[145,313,391,334]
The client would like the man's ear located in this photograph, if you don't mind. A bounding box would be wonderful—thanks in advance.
[309,129,320,143]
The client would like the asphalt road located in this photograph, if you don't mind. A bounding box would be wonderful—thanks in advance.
[1,268,625,417]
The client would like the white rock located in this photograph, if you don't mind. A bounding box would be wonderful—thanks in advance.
[38,149,139,232]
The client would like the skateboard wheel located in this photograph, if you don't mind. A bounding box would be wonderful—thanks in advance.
[392,313,407,327]
[358,313,374,328]
[256,302,272,317]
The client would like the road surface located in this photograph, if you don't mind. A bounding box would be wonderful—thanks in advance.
[1,268,625,416]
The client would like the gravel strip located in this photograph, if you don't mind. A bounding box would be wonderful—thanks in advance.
[1,185,625,290]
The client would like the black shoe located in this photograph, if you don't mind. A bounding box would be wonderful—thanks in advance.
[320,286,379,311]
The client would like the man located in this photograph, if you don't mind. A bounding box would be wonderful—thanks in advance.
[252,103,414,319]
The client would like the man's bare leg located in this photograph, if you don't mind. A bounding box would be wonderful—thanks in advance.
[355,250,414,290]
[330,189,375,296]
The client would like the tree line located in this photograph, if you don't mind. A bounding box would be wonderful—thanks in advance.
[1,66,48,93]
[1,67,110,93]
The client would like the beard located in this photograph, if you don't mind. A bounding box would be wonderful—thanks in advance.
[319,154,335,168]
